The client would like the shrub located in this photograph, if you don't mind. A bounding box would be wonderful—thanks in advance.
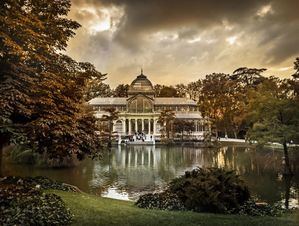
[136,168,288,216]
[1,176,79,192]
[135,192,185,211]
[168,167,250,213]
[0,177,73,225]
[231,200,285,216]
[169,168,250,213]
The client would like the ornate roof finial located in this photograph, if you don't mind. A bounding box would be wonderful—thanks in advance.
[141,68,143,75]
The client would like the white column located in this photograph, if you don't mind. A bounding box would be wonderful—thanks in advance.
[135,119,137,133]
[129,119,131,135]
[148,119,151,135]
[153,119,157,135]
[142,118,144,132]
[112,121,116,133]
[122,119,126,135]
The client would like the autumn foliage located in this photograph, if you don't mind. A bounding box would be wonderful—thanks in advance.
[0,0,101,159]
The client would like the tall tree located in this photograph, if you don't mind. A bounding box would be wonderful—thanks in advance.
[246,78,299,175]
[113,84,129,97]
[186,80,202,101]
[0,0,101,161]
[158,109,175,140]
[291,57,299,79]
[154,84,163,96]
[198,73,232,138]
[175,84,187,97]
[101,108,119,148]
[230,67,266,88]
[290,57,299,98]
[158,86,179,97]
[84,72,111,101]
[173,119,195,141]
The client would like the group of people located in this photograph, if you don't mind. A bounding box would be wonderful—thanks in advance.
[121,132,154,144]
[134,132,147,142]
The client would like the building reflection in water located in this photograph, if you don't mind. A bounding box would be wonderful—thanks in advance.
[2,144,298,207]
[89,145,298,208]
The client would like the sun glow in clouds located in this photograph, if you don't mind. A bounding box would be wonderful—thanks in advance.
[90,19,111,33]
[226,36,237,45]
[78,7,112,34]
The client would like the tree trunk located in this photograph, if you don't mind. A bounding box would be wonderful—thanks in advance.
[283,175,292,209]
[0,145,2,177]
[0,133,10,177]
[282,141,293,176]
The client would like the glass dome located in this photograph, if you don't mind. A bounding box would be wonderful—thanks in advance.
[128,71,154,95]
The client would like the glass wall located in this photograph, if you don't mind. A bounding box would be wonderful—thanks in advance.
[128,97,153,113]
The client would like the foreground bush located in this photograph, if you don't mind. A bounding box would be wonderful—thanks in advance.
[168,167,250,213]
[136,167,251,213]
[135,192,185,211]
[232,200,285,216]
[1,176,79,192]
[0,177,73,225]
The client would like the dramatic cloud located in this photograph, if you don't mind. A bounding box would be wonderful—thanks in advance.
[66,0,299,86]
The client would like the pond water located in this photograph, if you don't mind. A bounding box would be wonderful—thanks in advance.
[2,145,299,207]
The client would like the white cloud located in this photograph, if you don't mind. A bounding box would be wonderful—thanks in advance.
[257,4,273,17]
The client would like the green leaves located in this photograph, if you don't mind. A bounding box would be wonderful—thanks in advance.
[158,109,176,140]
[136,167,250,214]
[246,78,299,145]
[168,167,250,213]
[0,176,74,225]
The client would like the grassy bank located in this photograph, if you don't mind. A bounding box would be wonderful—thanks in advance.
[50,190,298,226]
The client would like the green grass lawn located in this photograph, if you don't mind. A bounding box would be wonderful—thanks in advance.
[49,190,299,226]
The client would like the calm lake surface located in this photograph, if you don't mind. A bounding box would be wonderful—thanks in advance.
[2,145,299,207]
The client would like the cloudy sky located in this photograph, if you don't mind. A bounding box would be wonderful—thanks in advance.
[66,0,299,87]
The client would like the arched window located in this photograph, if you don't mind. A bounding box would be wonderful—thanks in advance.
[114,120,123,133]
[128,96,153,113]
[129,99,137,112]
[143,99,152,113]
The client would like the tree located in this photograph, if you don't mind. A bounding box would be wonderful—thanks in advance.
[290,57,299,98]
[158,86,179,97]
[0,0,102,162]
[186,80,202,101]
[154,84,163,96]
[158,109,175,140]
[291,57,299,79]
[84,72,112,101]
[173,119,195,141]
[175,84,187,97]
[198,73,233,138]
[230,67,266,88]
[246,78,299,175]
[113,84,129,97]
[101,108,119,148]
